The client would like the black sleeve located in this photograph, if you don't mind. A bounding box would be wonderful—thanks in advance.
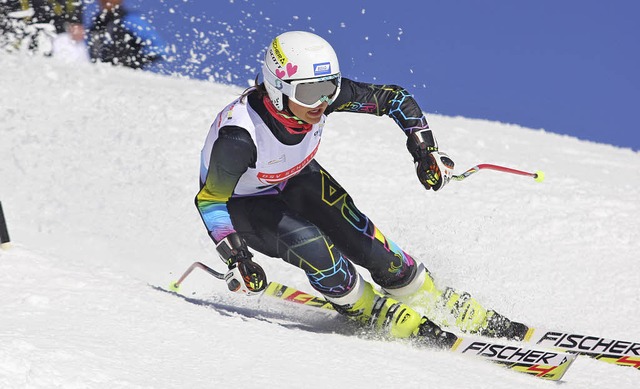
[326,78,430,134]
[201,125,257,199]
[195,125,256,243]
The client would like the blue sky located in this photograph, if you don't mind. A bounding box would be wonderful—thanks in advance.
[90,0,639,150]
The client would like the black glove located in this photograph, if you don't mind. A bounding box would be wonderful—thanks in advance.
[406,129,454,191]
[216,233,267,294]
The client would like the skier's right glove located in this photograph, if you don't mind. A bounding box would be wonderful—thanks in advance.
[216,233,267,295]
[406,129,455,191]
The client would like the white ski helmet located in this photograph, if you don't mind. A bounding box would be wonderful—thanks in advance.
[262,31,341,111]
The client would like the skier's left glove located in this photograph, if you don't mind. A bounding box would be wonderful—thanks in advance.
[216,233,267,295]
[407,129,455,191]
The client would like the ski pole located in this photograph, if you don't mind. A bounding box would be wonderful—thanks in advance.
[169,260,335,310]
[170,261,224,291]
[452,163,545,182]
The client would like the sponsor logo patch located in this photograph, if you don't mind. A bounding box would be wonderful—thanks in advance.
[313,62,332,76]
[257,143,320,184]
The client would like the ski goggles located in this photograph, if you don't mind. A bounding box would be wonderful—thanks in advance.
[266,71,342,108]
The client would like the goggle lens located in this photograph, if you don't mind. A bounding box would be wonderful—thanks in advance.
[293,77,339,106]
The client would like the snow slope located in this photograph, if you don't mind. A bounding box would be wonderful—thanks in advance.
[0,53,639,388]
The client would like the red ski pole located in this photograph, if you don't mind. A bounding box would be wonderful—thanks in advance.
[170,261,225,291]
[452,163,545,182]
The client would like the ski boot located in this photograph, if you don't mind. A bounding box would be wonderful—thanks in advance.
[327,275,423,338]
[414,317,458,349]
[479,310,529,341]
[440,287,529,341]
[385,264,529,341]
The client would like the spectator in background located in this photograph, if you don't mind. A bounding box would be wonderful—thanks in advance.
[87,0,166,69]
[33,0,84,38]
[0,0,86,60]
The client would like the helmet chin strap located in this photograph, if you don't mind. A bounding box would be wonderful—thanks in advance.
[263,96,313,134]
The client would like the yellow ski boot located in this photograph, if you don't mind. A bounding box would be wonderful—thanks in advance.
[385,264,528,340]
[326,275,423,338]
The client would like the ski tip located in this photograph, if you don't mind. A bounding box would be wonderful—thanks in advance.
[168,281,180,292]
[0,242,11,250]
[546,353,577,381]
[534,170,545,182]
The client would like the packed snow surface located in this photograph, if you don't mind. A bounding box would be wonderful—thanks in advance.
[1,54,638,388]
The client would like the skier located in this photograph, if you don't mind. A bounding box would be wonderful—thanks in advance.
[196,31,527,347]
